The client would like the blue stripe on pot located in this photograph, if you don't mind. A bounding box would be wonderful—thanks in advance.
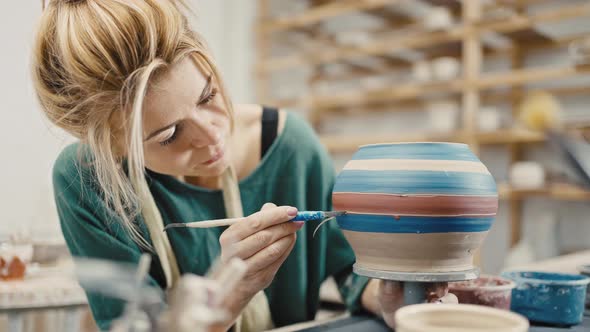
[336,214,493,233]
[333,170,498,195]
[353,143,481,161]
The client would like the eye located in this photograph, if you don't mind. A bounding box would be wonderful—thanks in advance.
[199,88,218,105]
[159,123,183,146]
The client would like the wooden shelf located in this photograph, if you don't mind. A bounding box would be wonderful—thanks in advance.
[499,183,590,201]
[320,129,545,153]
[314,78,463,109]
[259,0,400,34]
[477,129,544,145]
[271,65,589,110]
[478,3,590,35]
[261,27,464,73]
[320,131,462,153]
[258,3,590,73]
[477,66,583,89]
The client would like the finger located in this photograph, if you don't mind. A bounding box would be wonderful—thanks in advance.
[381,280,401,296]
[426,282,449,302]
[261,203,277,211]
[228,221,303,260]
[243,234,296,291]
[230,206,298,240]
[439,292,459,304]
[245,233,297,273]
[259,233,296,276]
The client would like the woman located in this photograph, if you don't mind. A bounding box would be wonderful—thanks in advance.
[33,0,449,331]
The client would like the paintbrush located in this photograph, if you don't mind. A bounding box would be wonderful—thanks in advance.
[163,211,346,231]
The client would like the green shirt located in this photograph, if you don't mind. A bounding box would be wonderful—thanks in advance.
[53,111,369,330]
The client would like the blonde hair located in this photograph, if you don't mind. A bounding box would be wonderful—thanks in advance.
[33,0,233,286]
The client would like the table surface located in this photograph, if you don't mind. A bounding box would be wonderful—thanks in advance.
[290,250,590,331]
[506,250,590,274]
[0,262,87,311]
[296,312,590,332]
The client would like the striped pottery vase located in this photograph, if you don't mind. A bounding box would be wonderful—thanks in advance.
[332,142,498,274]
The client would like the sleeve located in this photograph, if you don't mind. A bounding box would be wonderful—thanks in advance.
[52,147,162,331]
[298,119,371,315]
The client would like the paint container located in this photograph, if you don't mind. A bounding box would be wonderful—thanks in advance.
[502,271,590,326]
[395,303,529,332]
[577,265,590,307]
[449,275,516,310]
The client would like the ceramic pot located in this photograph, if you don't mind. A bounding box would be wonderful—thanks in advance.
[426,100,459,133]
[449,275,516,310]
[502,271,590,326]
[332,142,498,274]
[578,265,590,307]
[395,303,529,332]
[432,57,461,80]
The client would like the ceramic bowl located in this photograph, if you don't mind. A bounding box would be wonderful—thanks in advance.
[395,303,529,332]
[449,275,516,310]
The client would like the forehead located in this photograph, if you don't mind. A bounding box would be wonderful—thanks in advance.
[142,56,211,128]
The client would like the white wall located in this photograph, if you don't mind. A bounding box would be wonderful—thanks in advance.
[191,0,257,103]
[0,1,256,239]
[0,2,69,239]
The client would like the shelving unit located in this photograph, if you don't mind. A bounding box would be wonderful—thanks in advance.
[256,1,590,251]
[499,183,590,201]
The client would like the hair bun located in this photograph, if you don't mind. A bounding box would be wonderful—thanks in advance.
[43,0,85,8]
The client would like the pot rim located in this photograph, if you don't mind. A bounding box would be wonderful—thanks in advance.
[449,275,516,292]
[395,303,529,332]
[360,142,468,148]
[502,270,590,286]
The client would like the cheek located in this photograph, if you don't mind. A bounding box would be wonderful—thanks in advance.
[213,109,231,133]
[209,102,231,127]
[144,146,193,174]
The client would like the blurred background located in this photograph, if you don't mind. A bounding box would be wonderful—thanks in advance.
[1,0,590,330]
[252,0,590,274]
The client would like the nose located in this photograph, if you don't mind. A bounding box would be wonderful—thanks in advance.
[187,115,220,148]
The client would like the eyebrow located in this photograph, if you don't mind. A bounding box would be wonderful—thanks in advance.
[144,75,213,142]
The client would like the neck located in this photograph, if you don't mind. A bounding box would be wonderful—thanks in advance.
[184,174,222,189]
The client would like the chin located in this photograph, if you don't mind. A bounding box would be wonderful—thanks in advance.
[190,160,229,177]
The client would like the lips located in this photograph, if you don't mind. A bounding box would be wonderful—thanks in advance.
[202,148,224,165]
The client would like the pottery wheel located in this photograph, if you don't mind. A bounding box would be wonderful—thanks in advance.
[353,264,479,282]
[355,264,479,305]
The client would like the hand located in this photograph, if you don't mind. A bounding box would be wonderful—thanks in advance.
[364,280,459,329]
[377,280,404,328]
[424,282,458,304]
[214,203,302,329]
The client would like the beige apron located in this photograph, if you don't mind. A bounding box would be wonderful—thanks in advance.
[147,166,274,331]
